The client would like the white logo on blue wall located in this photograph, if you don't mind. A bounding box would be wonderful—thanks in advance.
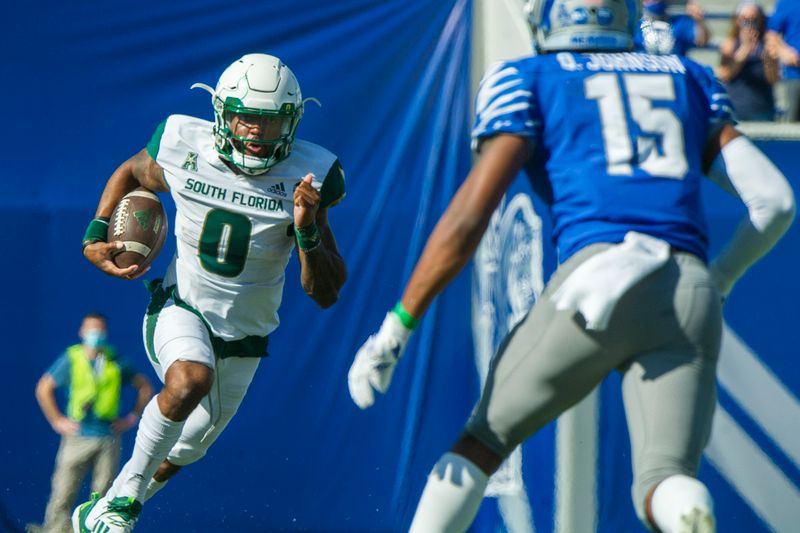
[473,193,543,498]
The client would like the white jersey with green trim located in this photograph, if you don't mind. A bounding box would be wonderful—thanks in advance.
[150,114,343,341]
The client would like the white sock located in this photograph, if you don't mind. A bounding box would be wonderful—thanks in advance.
[409,452,489,533]
[104,461,131,500]
[651,474,715,533]
[143,479,168,502]
[117,397,186,501]
[105,460,170,503]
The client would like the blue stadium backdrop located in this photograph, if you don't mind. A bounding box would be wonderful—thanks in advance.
[1,0,797,532]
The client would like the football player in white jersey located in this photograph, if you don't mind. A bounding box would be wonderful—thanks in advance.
[74,53,347,532]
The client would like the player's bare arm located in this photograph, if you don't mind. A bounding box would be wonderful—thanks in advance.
[94,149,168,219]
[294,174,347,307]
[83,149,168,279]
[400,134,530,319]
[348,134,531,410]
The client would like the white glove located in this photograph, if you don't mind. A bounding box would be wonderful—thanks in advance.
[348,311,413,409]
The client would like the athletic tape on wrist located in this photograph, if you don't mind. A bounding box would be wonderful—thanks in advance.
[82,217,110,247]
[392,301,419,330]
[295,222,321,251]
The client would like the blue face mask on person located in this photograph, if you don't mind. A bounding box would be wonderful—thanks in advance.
[82,329,107,348]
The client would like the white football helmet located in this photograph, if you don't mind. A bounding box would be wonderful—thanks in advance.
[524,0,641,53]
[192,54,305,175]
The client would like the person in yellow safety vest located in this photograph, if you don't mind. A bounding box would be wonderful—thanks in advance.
[30,313,153,533]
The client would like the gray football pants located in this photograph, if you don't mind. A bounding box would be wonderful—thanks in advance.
[465,243,722,520]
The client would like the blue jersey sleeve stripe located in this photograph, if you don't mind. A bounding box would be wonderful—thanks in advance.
[477,64,518,90]
[472,59,539,145]
[478,61,508,84]
[476,76,526,112]
[479,89,533,116]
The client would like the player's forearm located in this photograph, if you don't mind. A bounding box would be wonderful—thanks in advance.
[401,202,491,318]
[401,179,502,318]
[95,159,142,219]
[401,134,528,319]
[299,230,347,308]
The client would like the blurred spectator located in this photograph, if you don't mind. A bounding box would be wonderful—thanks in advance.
[767,0,800,121]
[29,313,152,533]
[635,0,710,55]
[718,2,779,121]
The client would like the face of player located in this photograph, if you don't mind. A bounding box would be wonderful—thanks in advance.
[228,113,289,158]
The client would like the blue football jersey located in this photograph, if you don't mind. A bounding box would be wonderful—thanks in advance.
[472,52,734,262]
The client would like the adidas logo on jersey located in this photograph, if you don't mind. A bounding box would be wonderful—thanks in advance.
[266,182,287,197]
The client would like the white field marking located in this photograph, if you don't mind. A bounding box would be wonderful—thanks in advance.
[718,324,800,468]
[705,406,800,532]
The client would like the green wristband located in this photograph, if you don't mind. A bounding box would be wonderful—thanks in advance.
[392,301,419,330]
[295,222,321,251]
[82,217,110,248]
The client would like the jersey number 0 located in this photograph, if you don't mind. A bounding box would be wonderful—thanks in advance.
[198,209,252,277]
[585,73,688,179]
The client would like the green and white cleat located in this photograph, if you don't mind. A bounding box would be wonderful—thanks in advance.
[72,492,101,533]
[72,492,142,533]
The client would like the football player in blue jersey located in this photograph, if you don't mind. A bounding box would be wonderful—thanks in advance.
[347,1,795,532]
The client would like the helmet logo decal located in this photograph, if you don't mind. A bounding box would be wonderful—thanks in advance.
[597,7,614,25]
[558,4,571,26]
[572,7,589,24]
[182,152,199,172]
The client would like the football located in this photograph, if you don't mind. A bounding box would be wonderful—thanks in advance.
[107,187,168,270]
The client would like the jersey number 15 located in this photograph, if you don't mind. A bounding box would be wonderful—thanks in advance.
[585,73,688,179]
